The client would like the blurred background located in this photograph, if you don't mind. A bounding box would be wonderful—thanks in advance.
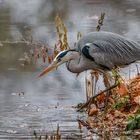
[0,0,140,139]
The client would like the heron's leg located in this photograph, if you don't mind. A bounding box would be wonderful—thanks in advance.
[103,69,121,111]
[102,72,111,111]
[135,63,140,75]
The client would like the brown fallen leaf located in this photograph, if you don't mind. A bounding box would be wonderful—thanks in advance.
[118,83,129,97]
[88,108,99,116]
[108,97,115,104]
[96,93,106,103]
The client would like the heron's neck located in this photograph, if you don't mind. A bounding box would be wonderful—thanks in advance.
[66,53,93,73]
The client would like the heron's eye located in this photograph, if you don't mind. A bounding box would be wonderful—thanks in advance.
[57,57,61,62]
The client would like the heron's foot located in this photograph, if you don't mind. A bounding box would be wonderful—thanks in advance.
[77,82,119,112]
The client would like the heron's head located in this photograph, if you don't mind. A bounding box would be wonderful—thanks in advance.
[38,50,75,77]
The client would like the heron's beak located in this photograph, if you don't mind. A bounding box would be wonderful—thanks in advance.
[38,60,64,78]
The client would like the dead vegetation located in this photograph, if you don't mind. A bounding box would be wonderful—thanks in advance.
[0,15,69,67]
[34,124,61,140]
[78,75,140,136]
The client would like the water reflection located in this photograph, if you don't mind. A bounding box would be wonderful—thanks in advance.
[0,0,140,139]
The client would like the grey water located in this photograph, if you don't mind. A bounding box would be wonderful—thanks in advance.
[0,0,140,139]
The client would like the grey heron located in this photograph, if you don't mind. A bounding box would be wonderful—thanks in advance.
[39,31,140,109]
[39,31,140,77]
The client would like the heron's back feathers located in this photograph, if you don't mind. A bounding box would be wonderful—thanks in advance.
[77,31,140,70]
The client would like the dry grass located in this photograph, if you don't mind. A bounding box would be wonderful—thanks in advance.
[34,124,60,140]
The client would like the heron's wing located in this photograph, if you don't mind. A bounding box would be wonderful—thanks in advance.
[81,35,140,69]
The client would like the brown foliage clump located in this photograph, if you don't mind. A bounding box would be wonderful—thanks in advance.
[81,74,140,136]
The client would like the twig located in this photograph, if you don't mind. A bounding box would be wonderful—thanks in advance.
[77,119,99,135]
